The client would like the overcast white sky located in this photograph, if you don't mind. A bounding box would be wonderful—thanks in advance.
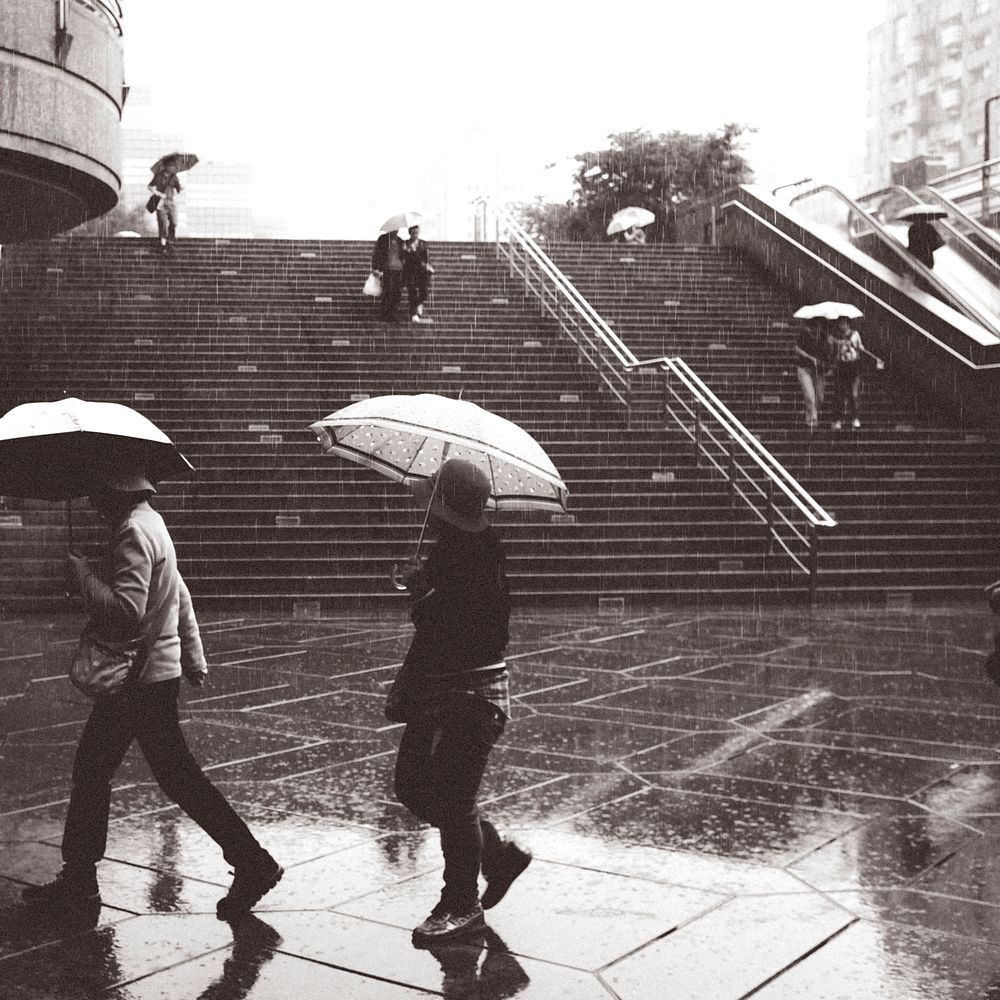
[122,0,888,236]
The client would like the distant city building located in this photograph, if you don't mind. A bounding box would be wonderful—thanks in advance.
[120,86,287,238]
[866,0,1000,190]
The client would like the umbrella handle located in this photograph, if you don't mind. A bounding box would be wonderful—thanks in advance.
[391,445,450,591]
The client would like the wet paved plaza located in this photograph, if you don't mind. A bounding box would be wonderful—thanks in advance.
[3,603,1000,998]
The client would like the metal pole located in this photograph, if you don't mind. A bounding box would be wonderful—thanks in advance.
[765,479,776,555]
[808,523,818,606]
[984,96,1000,224]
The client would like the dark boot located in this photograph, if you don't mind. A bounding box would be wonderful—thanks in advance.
[21,865,100,907]
[481,842,531,909]
[216,854,283,922]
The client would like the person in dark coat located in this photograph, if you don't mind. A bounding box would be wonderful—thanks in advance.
[906,219,944,269]
[388,459,531,945]
[371,229,405,321]
[403,225,434,324]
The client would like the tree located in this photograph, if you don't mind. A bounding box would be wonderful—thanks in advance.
[514,124,755,243]
[68,199,154,237]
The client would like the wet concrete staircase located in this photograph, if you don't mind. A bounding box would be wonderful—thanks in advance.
[0,237,996,611]
[547,241,1000,602]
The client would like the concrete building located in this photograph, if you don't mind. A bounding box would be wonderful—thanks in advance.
[0,0,125,241]
[120,86,286,238]
[866,0,1000,191]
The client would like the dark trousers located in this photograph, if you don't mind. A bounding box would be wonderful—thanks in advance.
[63,678,264,871]
[394,697,505,911]
[405,271,430,316]
[831,362,861,420]
[381,270,403,320]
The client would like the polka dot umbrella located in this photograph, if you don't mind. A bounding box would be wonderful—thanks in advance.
[310,393,569,584]
[309,393,569,513]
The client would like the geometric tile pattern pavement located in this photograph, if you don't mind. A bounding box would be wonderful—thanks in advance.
[3,605,1000,999]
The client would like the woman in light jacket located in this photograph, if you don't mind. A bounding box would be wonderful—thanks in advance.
[21,467,282,921]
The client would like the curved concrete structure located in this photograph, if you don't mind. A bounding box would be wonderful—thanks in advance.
[0,1,124,242]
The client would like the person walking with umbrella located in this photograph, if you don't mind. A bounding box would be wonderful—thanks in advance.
[20,464,283,921]
[147,153,197,255]
[899,205,946,270]
[388,458,532,944]
[403,224,434,324]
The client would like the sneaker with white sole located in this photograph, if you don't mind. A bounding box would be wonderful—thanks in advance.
[412,903,485,944]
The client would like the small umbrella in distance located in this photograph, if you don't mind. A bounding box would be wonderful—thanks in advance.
[380,211,429,233]
[895,204,948,222]
[606,207,655,236]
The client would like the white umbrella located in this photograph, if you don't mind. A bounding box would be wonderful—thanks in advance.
[309,393,568,513]
[380,211,429,233]
[607,206,656,236]
[896,204,948,221]
[793,302,864,321]
[0,396,194,543]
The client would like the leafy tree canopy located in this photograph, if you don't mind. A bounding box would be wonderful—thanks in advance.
[514,123,755,243]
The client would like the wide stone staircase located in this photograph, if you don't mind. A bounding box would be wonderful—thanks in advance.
[547,241,1000,601]
[0,237,996,611]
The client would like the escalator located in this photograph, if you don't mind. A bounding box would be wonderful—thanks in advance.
[854,185,1000,324]
[787,183,1000,343]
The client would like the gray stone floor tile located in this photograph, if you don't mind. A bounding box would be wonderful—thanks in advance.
[604,892,854,1000]
[750,918,1000,999]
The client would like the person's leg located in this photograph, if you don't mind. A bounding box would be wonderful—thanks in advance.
[795,366,818,427]
[135,679,282,920]
[420,700,505,913]
[62,699,136,867]
[135,680,270,871]
[23,698,134,904]
[382,272,402,320]
[166,203,177,244]
[847,368,862,424]
[156,208,169,248]
[406,276,419,320]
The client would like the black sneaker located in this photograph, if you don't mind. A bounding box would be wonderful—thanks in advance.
[215,856,283,922]
[21,867,100,908]
[481,842,532,910]
[412,903,485,945]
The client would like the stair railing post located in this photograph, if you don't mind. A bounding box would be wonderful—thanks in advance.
[693,401,702,466]
[808,522,818,606]
[765,478,776,554]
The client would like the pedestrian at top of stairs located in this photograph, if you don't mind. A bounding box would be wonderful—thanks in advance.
[148,168,181,256]
[372,229,405,322]
[387,458,532,945]
[21,467,283,922]
[403,225,434,325]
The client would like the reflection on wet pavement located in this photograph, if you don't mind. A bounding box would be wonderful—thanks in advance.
[2,605,1000,997]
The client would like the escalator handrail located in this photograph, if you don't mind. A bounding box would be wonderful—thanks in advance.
[789,183,1000,339]
[856,184,1000,278]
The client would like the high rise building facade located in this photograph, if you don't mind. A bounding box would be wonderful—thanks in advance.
[866,0,1000,191]
[120,86,286,238]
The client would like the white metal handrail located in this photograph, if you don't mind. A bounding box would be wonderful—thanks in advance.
[476,197,836,596]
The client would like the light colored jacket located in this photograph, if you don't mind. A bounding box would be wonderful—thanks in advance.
[79,502,206,684]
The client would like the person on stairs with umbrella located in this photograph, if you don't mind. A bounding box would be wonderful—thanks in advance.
[21,467,283,922]
[403,224,434,324]
[388,458,532,944]
[372,228,406,322]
